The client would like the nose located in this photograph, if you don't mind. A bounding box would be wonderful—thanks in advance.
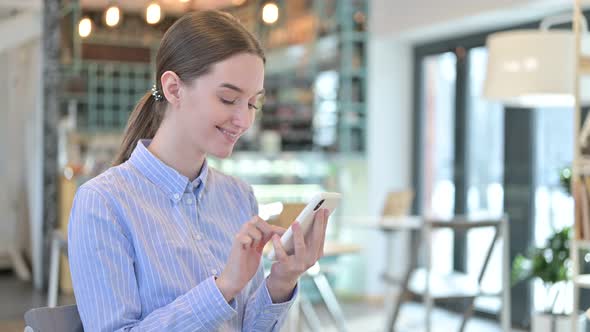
[232,103,255,129]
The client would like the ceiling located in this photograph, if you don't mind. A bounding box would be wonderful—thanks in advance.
[0,0,39,21]
[0,0,246,25]
[80,0,244,13]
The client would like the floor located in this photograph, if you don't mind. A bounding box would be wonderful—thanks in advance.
[0,270,75,332]
[0,269,521,332]
[309,301,522,332]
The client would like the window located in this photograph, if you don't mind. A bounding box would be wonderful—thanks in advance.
[465,47,505,312]
[533,106,574,313]
[420,51,457,274]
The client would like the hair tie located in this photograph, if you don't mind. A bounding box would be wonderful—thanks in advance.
[151,84,164,102]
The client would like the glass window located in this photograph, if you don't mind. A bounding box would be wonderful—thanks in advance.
[533,106,574,313]
[421,52,456,274]
[464,47,505,312]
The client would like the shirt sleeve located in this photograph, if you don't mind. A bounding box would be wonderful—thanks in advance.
[242,264,298,331]
[242,186,299,331]
[68,186,238,332]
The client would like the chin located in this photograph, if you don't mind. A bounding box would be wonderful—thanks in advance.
[209,147,234,159]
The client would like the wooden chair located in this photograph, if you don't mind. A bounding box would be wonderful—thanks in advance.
[381,189,414,217]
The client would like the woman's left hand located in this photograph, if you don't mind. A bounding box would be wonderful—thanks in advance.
[266,208,330,303]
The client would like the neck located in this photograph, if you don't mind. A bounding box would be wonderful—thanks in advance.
[148,125,205,181]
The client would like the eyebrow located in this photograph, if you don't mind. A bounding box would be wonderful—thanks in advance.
[219,83,265,96]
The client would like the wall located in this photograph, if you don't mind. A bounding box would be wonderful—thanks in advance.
[372,0,578,41]
[0,39,42,279]
[0,10,42,285]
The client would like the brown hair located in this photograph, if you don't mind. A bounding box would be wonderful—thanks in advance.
[113,10,265,165]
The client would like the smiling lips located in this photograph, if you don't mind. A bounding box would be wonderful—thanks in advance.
[216,126,240,143]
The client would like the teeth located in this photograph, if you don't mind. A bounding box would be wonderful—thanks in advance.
[219,127,237,138]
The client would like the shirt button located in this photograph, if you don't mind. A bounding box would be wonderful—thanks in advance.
[211,269,218,275]
[173,193,180,200]
[195,234,202,241]
[185,198,193,205]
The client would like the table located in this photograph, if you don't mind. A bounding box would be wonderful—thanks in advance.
[345,215,511,332]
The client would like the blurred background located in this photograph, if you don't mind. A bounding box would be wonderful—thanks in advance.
[3,0,590,331]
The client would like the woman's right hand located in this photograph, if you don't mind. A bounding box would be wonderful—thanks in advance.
[215,216,285,302]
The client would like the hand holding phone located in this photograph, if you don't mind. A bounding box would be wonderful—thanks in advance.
[267,192,341,260]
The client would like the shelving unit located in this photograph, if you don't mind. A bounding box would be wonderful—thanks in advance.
[336,0,368,153]
[259,0,369,153]
[62,61,154,133]
[571,1,590,331]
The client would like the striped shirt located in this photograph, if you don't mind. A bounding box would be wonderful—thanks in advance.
[68,139,296,332]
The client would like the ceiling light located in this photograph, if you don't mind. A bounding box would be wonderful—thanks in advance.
[484,14,590,107]
[146,2,162,25]
[105,5,121,27]
[78,17,92,38]
[262,2,279,25]
[485,29,590,107]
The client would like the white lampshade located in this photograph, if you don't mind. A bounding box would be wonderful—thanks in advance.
[484,29,590,107]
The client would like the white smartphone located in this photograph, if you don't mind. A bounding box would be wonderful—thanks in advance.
[267,192,342,260]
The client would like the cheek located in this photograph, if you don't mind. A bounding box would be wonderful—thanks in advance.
[181,95,216,125]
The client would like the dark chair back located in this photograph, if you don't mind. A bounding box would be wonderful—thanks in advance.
[24,304,83,332]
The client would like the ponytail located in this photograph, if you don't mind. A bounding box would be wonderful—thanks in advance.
[113,92,164,165]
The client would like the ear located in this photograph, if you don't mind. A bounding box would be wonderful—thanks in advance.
[160,71,182,107]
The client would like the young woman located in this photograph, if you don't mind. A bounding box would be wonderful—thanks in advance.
[68,10,330,331]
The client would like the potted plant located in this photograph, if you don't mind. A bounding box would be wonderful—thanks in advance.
[512,226,571,332]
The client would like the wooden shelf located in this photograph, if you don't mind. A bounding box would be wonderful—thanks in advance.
[577,157,590,175]
[580,55,590,75]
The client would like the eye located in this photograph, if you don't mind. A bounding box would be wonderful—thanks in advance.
[248,103,259,110]
[220,98,237,105]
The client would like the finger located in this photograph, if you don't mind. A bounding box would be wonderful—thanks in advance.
[238,234,252,250]
[269,224,286,236]
[292,221,306,260]
[271,234,289,263]
[317,209,329,259]
[246,226,263,249]
[252,218,283,242]
[256,224,286,254]
[251,216,270,233]
[311,209,328,259]
[258,225,286,251]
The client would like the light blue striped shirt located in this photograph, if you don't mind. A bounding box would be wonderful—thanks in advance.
[68,139,296,332]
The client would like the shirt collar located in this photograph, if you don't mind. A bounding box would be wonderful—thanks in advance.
[128,139,209,202]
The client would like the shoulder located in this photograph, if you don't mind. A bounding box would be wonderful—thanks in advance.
[207,166,258,214]
[74,163,137,210]
[208,166,253,197]
[79,164,124,194]
[69,165,134,237]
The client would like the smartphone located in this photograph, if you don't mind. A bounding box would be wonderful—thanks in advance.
[267,192,342,260]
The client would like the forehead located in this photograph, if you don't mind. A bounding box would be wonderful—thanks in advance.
[204,53,265,95]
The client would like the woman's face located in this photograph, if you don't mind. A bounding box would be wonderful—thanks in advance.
[176,52,265,159]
